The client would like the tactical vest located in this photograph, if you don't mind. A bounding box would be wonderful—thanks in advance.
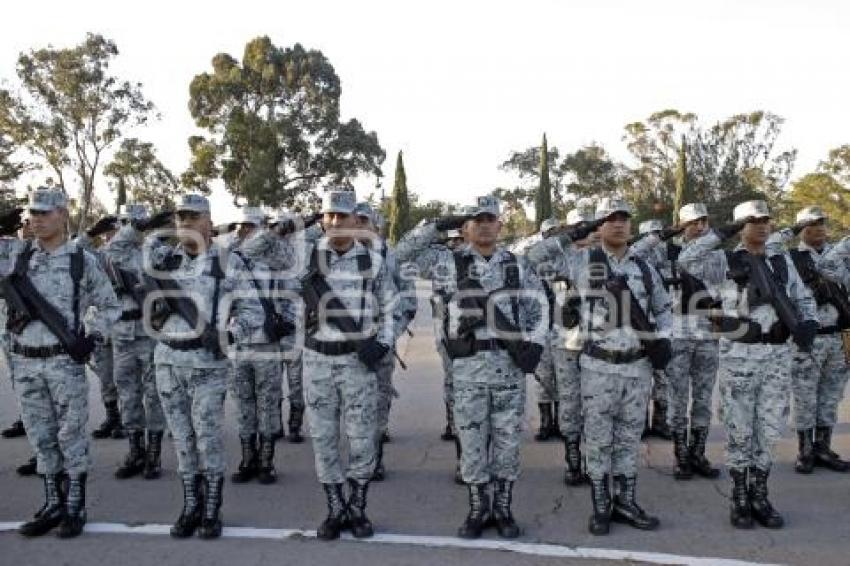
[304,245,375,337]
[789,248,850,329]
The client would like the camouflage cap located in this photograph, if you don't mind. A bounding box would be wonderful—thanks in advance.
[733,200,770,222]
[28,187,68,212]
[119,203,149,221]
[565,207,594,226]
[638,219,664,235]
[272,207,295,224]
[796,205,827,224]
[353,202,374,219]
[321,190,356,215]
[595,197,632,220]
[679,203,709,224]
[176,193,211,214]
[471,195,500,218]
[238,206,266,225]
[540,218,560,233]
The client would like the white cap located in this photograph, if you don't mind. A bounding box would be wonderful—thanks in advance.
[595,197,632,220]
[566,207,594,226]
[540,218,559,233]
[796,206,827,224]
[732,200,771,222]
[638,219,664,235]
[321,189,356,215]
[238,206,266,225]
[272,207,295,224]
[471,195,500,218]
[679,203,708,224]
[176,194,210,214]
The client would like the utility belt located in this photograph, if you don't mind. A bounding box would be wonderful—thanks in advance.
[10,341,67,359]
[729,328,789,345]
[582,342,646,365]
[818,325,841,335]
[444,336,505,360]
[162,337,206,351]
[119,309,142,322]
[304,336,360,356]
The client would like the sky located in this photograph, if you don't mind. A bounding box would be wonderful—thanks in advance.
[1,0,849,222]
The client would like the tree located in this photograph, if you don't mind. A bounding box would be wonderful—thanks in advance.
[185,36,385,207]
[104,138,182,210]
[535,134,553,228]
[818,145,850,187]
[782,173,850,230]
[559,143,626,206]
[500,142,563,210]
[387,151,412,243]
[491,187,533,243]
[672,135,690,224]
[0,33,155,231]
[0,133,32,183]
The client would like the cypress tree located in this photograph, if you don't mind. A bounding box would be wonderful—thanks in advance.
[536,133,553,229]
[388,151,411,243]
[673,135,689,224]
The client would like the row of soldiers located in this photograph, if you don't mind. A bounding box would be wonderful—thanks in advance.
[1,184,848,542]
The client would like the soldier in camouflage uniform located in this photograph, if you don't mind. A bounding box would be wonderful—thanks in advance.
[528,198,672,536]
[113,194,265,540]
[227,206,295,485]
[0,188,122,538]
[353,203,417,481]
[436,228,466,445]
[95,204,168,481]
[634,204,724,480]
[397,196,546,540]
[678,200,817,529]
[784,206,850,472]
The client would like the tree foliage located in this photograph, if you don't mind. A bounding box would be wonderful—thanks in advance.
[185,36,385,207]
[104,138,181,210]
[387,151,411,244]
[781,172,850,230]
[535,134,553,228]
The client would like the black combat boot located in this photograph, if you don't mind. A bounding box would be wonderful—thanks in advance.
[748,468,783,529]
[672,429,693,480]
[347,478,374,538]
[649,400,672,440]
[171,474,204,538]
[563,434,586,486]
[197,474,224,539]
[19,474,65,537]
[317,483,348,540]
[231,434,259,483]
[144,430,163,479]
[2,418,25,438]
[288,405,304,444]
[257,435,277,485]
[729,468,753,529]
[611,475,659,530]
[17,456,38,476]
[534,403,554,441]
[372,438,386,482]
[492,479,520,538]
[457,483,491,539]
[551,402,563,438]
[689,427,720,478]
[453,437,464,485]
[92,400,123,439]
[115,431,147,479]
[813,427,850,472]
[57,473,87,538]
[794,429,815,474]
[588,475,611,536]
[440,402,456,441]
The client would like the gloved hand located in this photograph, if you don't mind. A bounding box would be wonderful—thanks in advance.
[0,207,24,236]
[435,215,471,232]
[659,226,685,241]
[513,342,543,373]
[646,337,672,370]
[793,319,819,353]
[86,216,118,238]
[133,210,174,232]
[68,333,98,364]
[716,220,747,240]
[357,337,390,371]
[275,213,322,237]
[565,218,605,242]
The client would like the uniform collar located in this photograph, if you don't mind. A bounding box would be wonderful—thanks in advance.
[32,238,74,256]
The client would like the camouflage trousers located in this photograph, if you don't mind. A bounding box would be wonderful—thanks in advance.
[113,337,165,433]
[376,352,398,436]
[581,361,652,480]
[437,337,454,405]
[554,348,582,437]
[283,343,304,411]
[231,344,283,440]
[651,361,668,406]
[12,353,89,475]
[666,338,719,431]
[792,333,849,430]
[156,364,228,475]
[718,342,791,470]
[91,341,118,405]
[534,333,557,403]
[452,349,526,484]
[303,349,377,484]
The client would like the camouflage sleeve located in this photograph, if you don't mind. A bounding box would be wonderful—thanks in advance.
[223,251,266,342]
[765,228,794,255]
[373,255,399,347]
[0,238,29,276]
[526,236,587,283]
[784,253,818,322]
[81,250,122,337]
[387,247,418,340]
[647,264,673,335]
[394,221,451,280]
[518,257,547,346]
[630,233,662,264]
[676,231,727,281]
[815,237,850,287]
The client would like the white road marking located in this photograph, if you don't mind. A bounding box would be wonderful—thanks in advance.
[0,521,783,566]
